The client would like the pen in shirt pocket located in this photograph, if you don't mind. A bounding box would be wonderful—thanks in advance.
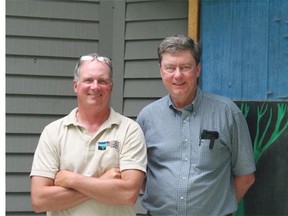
[200,130,219,149]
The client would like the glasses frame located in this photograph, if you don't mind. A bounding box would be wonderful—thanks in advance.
[74,53,113,81]
[161,64,195,74]
[79,55,112,66]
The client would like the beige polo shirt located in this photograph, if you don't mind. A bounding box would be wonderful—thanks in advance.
[30,108,147,216]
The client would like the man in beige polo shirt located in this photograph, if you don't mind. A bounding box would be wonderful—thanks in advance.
[30,53,147,216]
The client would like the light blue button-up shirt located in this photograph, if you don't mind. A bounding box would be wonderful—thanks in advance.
[137,88,256,216]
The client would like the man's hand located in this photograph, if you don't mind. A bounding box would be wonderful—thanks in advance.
[54,170,76,188]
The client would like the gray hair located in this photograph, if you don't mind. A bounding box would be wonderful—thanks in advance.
[157,35,202,65]
[74,53,113,81]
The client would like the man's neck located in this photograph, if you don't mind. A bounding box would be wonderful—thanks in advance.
[76,107,110,135]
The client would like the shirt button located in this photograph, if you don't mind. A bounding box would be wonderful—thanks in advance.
[183,118,188,123]
[182,177,186,180]
[180,196,184,200]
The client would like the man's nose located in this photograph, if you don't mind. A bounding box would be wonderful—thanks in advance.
[174,68,183,77]
[91,80,99,89]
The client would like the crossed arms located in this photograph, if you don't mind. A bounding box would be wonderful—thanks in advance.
[31,168,145,213]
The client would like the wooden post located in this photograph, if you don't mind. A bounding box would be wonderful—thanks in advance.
[188,0,199,41]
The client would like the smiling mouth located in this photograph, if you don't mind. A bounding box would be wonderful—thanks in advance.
[88,93,103,97]
[173,83,185,86]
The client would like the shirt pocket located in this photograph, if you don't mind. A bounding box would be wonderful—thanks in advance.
[195,138,226,170]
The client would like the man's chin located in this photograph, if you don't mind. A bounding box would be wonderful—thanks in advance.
[171,90,186,96]
[86,100,101,106]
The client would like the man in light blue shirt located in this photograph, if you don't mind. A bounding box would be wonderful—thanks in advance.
[136,35,256,216]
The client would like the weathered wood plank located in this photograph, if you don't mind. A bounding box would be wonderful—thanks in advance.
[267,1,288,100]
[200,0,269,100]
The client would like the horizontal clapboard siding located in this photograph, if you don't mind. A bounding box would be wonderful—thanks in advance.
[124,79,167,98]
[6,134,42,153]
[6,56,76,76]
[6,95,76,115]
[6,0,100,20]
[124,0,188,118]
[6,37,98,57]
[6,17,99,39]
[6,193,39,212]
[6,76,75,96]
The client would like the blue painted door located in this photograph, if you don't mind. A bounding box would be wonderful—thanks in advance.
[200,0,288,101]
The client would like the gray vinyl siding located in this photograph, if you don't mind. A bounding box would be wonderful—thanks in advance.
[123,0,188,118]
[6,0,188,215]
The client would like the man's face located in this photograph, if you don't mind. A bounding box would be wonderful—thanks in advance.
[74,60,112,110]
[160,50,201,108]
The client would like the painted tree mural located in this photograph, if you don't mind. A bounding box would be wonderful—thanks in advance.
[235,102,288,216]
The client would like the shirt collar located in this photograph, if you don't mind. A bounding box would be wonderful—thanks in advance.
[168,87,203,114]
[63,107,120,128]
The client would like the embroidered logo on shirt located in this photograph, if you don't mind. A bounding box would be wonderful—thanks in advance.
[98,140,119,151]
[98,141,108,150]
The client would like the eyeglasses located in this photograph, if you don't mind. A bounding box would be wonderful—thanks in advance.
[78,54,113,74]
[162,65,195,74]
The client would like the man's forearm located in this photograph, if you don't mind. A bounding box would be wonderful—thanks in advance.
[71,176,141,205]
[31,184,88,213]
[234,173,255,202]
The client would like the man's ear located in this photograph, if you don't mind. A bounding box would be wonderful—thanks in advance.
[73,80,78,94]
[159,63,163,76]
[196,63,201,78]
